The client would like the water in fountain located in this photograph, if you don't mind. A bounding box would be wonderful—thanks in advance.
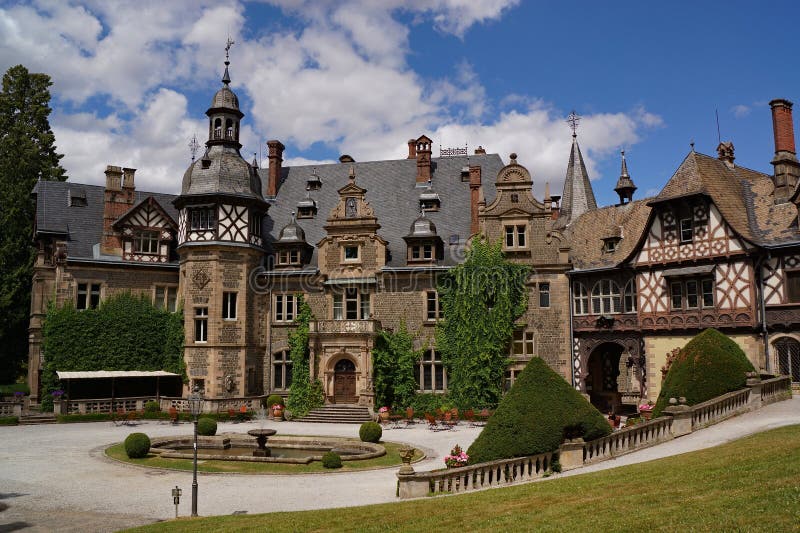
[255,406,268,428]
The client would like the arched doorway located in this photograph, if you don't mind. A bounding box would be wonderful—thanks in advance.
[586,343,624,414]
[333,358,357,404]
[773,337,800,382]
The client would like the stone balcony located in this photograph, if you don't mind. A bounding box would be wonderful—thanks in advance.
[309,319,381,335]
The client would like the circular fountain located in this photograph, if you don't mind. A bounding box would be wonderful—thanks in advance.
[247,428,277,457]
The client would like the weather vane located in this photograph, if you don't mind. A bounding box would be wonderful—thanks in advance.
[566,110,581,137]
[189,134,200,162]
[225,36,235,60]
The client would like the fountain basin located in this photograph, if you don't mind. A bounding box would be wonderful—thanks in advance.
[149,434,385,464]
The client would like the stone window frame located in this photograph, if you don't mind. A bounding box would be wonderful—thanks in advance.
[76,281,102,310]
[510,329,535,360]
[503,222,528,250]
[409,242,435,262]
[222,291,238,321]
[415,348,447,393]
[274,293,298,323]
[332,288,370,320]
[276,249,301,266]
[272,350,293,391]
[194,307,208,343]
[503,363,526,392]
[340,242,362,264]
[424,290,443,322]
[154,285,178,312]
[538,282,550,308]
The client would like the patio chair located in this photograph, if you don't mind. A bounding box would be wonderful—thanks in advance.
[228,408,238,423]
[168,407,179,425]
[113,407,126,426]
[465,409,476,426]
[443,411,457,430]
[126,410,139,425]
[405,407,415,426]
[424,413,442,431]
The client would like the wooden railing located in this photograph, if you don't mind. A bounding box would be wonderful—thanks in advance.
[761,375,792,405]
[691,388,751,429]
[582,415,673,464]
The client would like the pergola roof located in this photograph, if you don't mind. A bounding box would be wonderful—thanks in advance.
[56,370,180,380]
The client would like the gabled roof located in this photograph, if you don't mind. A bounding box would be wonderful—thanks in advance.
[266,154,504,267]
[32,181,178,260]
[112,196,177,231]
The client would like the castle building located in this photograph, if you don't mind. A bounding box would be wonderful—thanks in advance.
[26,54,800,410]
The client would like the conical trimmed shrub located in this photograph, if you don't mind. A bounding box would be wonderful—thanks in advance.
[466,357,611,464]
[652,328,755,417]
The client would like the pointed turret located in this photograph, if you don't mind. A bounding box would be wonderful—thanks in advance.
[557,112,597,227]
[614,150,637,205]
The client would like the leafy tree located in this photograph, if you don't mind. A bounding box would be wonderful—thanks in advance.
[286,296,324,417]
[435,239,529,409]
[0,64,66,382]
[372,321,420,409]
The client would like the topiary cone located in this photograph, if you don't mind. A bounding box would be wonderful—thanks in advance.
[466,357,611,464]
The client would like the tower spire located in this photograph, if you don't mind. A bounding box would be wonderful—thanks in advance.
[614,149,637,205]
[556,111,597,228]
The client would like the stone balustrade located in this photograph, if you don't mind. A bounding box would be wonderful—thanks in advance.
[0,402,22,417]
[691,388,751,429]
[63,396,156,415]
[309,319,379,335]
[397,450,557,499]
[581,416,674,465]
[761,375,792,405]
[160,395,267,414]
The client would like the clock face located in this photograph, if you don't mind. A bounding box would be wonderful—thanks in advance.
[346,197,357,218]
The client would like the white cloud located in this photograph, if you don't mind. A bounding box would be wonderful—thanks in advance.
[732,104,751,118]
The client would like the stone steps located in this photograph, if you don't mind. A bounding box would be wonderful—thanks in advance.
[19,413,58,425]
[298,404,374,424]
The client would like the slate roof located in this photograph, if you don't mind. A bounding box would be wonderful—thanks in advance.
[181,144,262,199]
[568,198,652,271]
[555,135,597,229]
[265,154,504,267]
[32,180,178,261]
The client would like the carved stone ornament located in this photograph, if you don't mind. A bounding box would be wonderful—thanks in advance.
[192,267,211,290]
[224,373,235,392]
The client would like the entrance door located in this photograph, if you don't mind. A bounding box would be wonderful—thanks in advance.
[333,359,357,404]
[586,343,623,414]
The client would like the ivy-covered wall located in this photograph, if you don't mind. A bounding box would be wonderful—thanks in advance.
[41,293,185,409]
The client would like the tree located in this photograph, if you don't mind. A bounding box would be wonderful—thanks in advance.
[372,321,420,409]
[0,64,66,383]
[435,239,529,409]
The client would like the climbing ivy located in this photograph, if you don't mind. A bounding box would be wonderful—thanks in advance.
[40,292,185,411]
[435,239,529,410]
[372,321,420,409]
[286,296,324,417]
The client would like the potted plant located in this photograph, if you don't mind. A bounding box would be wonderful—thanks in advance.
[378,406,390,421]
[52,389,66,415]
[271,403,284,420]
[444,444,469,468]
[639,401,654,420]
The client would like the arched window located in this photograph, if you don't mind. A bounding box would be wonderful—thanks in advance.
[773,337,800,382]
[415,349,446,392]
[272,350,292,391]
[591,280,622,315]
[623,279,637,313]
[573,282,589,315]
[225,118,234,140]
[214,118,222,139]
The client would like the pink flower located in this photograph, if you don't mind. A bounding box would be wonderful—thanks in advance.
[378,406,389,413]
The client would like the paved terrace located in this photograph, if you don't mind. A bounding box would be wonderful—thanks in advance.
[1,396,798,533]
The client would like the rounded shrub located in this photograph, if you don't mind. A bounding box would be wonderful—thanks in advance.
[266,395,284,408]
[124,432,151,458]
[321,451,342,469]
[467,357,611,464]
[144,400,160,413]
[197,416,217,436]
[652,328,755,418]
[359,421,382,443]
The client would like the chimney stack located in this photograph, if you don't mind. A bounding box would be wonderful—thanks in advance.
[769,99,800,200]
[716,141,735,170]
[407,139,416,159]
[415,135,432,184]
[267,140,285,197]
[550,196,561,220]
[469,165,482,235]
[474,146,486,155]
[101,165,134,256]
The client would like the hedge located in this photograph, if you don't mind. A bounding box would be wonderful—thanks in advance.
[321,451,342,469]
[40,292,185,411]
[467,357,611,464]
[124,432,151,458]
[652,328,755,418]
[359,421,382,443]
[197,417,217,436]
[0,416,19,425]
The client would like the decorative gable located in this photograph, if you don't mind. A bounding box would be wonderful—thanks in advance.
[113,196,177,263]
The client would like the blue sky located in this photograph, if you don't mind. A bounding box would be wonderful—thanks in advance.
[1,1,798,206]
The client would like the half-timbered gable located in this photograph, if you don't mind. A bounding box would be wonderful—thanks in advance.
[113,196,177,263]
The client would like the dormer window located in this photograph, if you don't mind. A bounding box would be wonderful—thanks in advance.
[297,198,317,219]
[343,245,360,262]
[420,197,440,212]
[68,188,87,207]
[603,237,620,253]
[277,249,301,266]
[306,170,322,191]
[504,224,527,249]
[410,243,435,261]
[680,218,693,243]
[135,230,160,255]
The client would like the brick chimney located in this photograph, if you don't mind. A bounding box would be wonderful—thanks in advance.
[407,139,416,159]
[267,140,285,197]
[550,195,561,220]
[770,99,800,200]
[469,165,481,235]
[101,165,135,256]
[415,135,432,184]
[474,146,486,155]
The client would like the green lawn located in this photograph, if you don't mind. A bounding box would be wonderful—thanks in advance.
[126,425,800,532]
[106,440,423,474]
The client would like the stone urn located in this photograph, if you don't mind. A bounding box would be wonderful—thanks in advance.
[271,406,284,420]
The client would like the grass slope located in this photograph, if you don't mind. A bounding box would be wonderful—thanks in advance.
[126,425,800,533]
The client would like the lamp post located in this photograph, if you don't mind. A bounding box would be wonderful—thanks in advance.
[187,385,204,517]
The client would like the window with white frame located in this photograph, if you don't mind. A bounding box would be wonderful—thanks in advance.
[194,307,208,342]
[272,350,292,390]
[135,230,160,254]
[410,243,434,261]
[510,329,535,358]
[426,290,443,321]
[333,288,370,320]
[504,224,527,248]
[573,282,589,315]
[190,207,215,230]
[680,218,693,243]
[342,244,360,262]
[591,280,622,315]
[223,292,237,320]
[415,349,446,392]
[274,294,298,322]
[504,366,525,392]
[154,285,177,312]
[76,283,101,310]
[670,277,714,310]
[623,279,637,313]
[277,249,301,265]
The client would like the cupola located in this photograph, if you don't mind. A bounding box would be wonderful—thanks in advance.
[614,150,637,205]
[403,211,443,263]
[419,179,441,212]
[273,212,313,267]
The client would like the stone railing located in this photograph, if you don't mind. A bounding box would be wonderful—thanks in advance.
[397,373,794,499]
[397,450,557,499]
[761,375,792,405]
[160,395,267,414]
[309,319,380,335]
[581,415,674,465]
[63,396,157,415]
[0,402,22,417]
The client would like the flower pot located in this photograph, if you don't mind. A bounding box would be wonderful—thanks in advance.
[641,411,652,420]
[272,408,284,420]
[379,412,390,421]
